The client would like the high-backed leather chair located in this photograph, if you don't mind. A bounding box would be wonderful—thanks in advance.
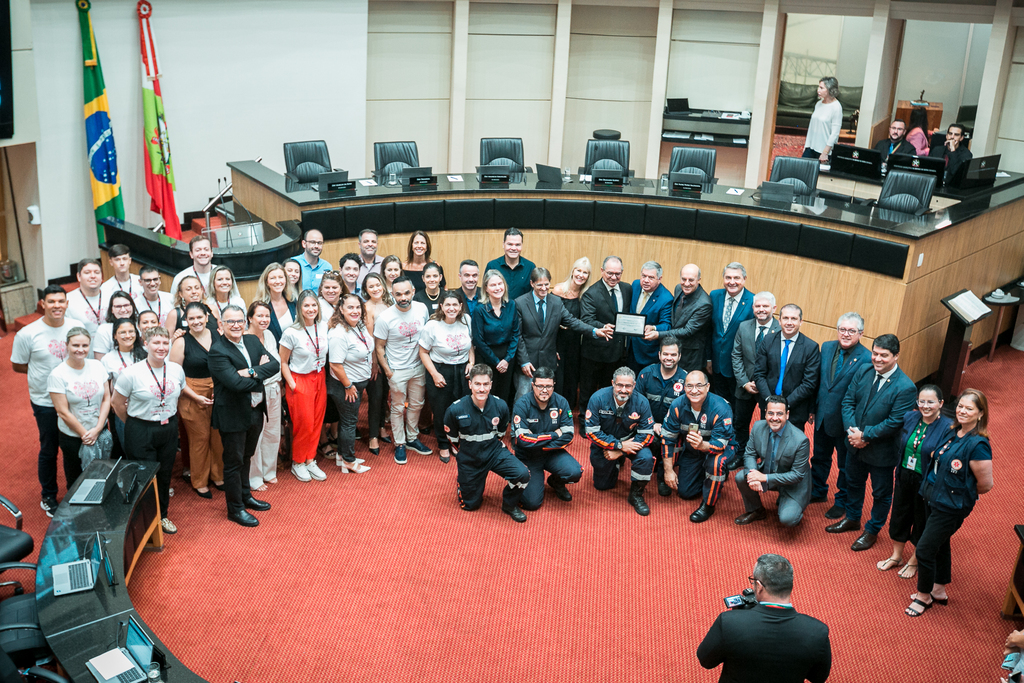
[669,146,717,181]
[876,171,936,214]
[374,141,420,178]
[769,156,819,196]
[584,139,629,174]
[283,141,331,183]
[480,138,526,173]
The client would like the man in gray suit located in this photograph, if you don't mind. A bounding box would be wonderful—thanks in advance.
[734,396,812,527]
[731,291,780,463]
[826,333,917,551]
[514,267,611,400]
[643,263,711,374]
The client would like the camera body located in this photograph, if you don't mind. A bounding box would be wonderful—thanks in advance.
[723,588,758,610]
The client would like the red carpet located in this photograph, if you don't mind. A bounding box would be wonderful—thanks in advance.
[770,133,807,176]
[1,331,1019,683]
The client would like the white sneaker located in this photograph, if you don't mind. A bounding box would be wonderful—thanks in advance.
[305,459,327,481]
[161,518,177,534]
[291,462,311,482]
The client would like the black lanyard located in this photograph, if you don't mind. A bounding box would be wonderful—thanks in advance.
[81,291,103,323]
[304,326,321,365]
[144,295,161,321]
[146,360,168,406]
[116,277,134,297]
[116,349,130,369]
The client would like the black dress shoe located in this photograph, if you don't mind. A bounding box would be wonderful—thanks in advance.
[369,445,380,455]
[657,480,671,497]
[501,505,527,523]
[548,476,572,501]
[193,487,212,499]
[734,508,768,525]
[379,435,392,445]
[809,495,828,504]
[825,518,861,533]
[228,510,259,527]
[851,532,878,551]
[824,504,846,519]
[211,482,225,491]
[690,503,715,523]
[244,496,271,511]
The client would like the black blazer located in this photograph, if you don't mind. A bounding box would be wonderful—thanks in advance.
[580,281,632,364]
[515,292,591,372]
[752,331,821,423]
[697,604,832,683]
[841,365,918,467]
[666,284,713,373]
[873,137,916,161]
[208,335,281,433]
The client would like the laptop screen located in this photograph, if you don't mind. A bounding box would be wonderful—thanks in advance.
[125,617,154,671]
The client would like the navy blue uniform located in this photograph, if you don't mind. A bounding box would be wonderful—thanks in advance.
[584,387,655,489]
[444,395,530,511]
[636,362,687,482]
[662,392,735,504]
[511,391,582,509]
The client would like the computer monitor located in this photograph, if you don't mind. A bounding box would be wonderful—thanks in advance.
[886,153,945,187]
[830,144,882,181]
[666,98,690,114]
[949,154,1000,190]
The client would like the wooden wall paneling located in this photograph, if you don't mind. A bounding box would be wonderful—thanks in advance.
[907,201,1024,282]
[897,316,952,382]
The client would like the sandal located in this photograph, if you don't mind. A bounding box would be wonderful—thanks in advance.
[877,558,901,572]
[905,596,933,617]
[266,477,279,485]
[253,483,268,492]
[898,563,918,579]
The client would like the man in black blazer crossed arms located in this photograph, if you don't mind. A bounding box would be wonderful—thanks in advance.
[209,305,281,527]
[752,304,820,434]
[697,553,832,683]
[827,333,917,551]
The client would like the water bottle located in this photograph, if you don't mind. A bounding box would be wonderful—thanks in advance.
[563,167,571,183]
[388,172,398,187]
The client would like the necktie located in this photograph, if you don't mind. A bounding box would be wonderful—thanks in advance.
[724,297,736,328]
[755,326,767,353]
[637,291,649,313]
[537,298,545,328]
[775,339,792,395]
[830,348,844,383]
[765,432,779,474]
[610,286,619,313]
[871,372,883,394]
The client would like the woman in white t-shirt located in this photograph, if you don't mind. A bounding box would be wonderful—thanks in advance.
[206,265,246,329]
[93,291,139,359]
[803,76,843,163]
[246,301,283,491]
[112,326,191,535]
[318,271,345,321]
[279,290,329,483]
[100,318,146,445]
[48,327,112,489]
[326,293,374,473]
[419,291,474,463]
[361,272,393,454]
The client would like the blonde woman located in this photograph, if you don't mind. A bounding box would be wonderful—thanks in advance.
[254,262,297,343]
[551,257,592,409]
[381,255,403,295]
[471,270,519,404]
[206,265,245,324]
[279,290,329,482]
[362,272,393,453]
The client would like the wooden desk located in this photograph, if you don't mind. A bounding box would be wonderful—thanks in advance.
[896,100,943,132]
[1002,525,1024,618]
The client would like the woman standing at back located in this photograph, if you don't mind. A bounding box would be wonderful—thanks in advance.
[803,76,843,163]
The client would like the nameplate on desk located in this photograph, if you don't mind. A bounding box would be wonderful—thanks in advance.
[407,175,437,187]
[672,181,702,193]
[592,176,624,188]
[479,173,511,184]
[324,180,356,192]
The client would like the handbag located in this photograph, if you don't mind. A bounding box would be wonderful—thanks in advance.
[79,429,114,470]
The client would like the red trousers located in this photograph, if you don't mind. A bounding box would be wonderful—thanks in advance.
[284,369,327,463]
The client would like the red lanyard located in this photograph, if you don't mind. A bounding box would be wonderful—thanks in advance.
[304,326,321,362]
[144,296,161,321]
[146,360,168,406]
[354,327,369,350]
[117,349,130,369]
[81,291,103,322]
[116,278,134,297]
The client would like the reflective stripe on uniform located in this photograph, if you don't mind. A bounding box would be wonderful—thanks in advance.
[462,431,500,442]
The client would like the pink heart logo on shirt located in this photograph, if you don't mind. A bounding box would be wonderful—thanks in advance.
[446,333,467,351]
[48,340,68,360]
[149,378,179,398]
[397,321,420,339]
[71,380,100,403]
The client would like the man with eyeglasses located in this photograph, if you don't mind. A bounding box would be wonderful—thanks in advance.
[208,305,280,527]
[137,266,173,326]
[929,122,973,184]
[580,256,633,423]
[511,366,581,509]
[662,370,735,523]
[584,366,655,516]
[873,119,915,162]
[809,312,871,519]
[298,228,332,292]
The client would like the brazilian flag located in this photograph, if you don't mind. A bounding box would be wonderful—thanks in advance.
[77,0,124,244]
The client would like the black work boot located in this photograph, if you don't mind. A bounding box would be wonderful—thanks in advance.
[627,480,650,516]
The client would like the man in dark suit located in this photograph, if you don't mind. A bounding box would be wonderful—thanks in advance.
[709,262,754,405]
[697,554,832,683]
[873,119,916,161]
[208,305,280,527]
[827,333,917,551]
[752,304,820,434]
[731,291,780,460]
[579,256,632,420]
[929,123,973,184]
[628,261,673,371]
[810,312,871,519]
[734,396,812,527]
[514,267,609,401]
[644,263,711,374]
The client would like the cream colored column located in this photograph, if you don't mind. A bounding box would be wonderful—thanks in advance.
[972,0,1014,156]
[547,0,572,167]
[856,1,902,149]
[448,0,470,173]
[644,0,674,180]
[744,0,785,188]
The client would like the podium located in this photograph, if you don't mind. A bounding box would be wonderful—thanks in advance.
[937,289,992,405]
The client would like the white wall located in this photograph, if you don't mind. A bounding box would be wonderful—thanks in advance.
[836,16,872,87]
[667,10,761,112]
[782,14,841,85]
[30,0,368,282]
[995,28,1024,172]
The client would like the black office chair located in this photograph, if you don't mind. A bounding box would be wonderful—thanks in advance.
[769,156,819,196]
[283,141,331,183]
[374,141,419,179]
[0,648,66,683]
[669,146,717,182]
[876,171,936,215]
[584,139,630,175]
[480,138,529,173]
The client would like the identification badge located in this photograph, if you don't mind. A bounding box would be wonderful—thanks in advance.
[906,456,916,470]
[160,418,168,425]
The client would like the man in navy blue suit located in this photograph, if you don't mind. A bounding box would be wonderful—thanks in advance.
[629,261,673,371]
[708,262,754,407]
[809,312,871,519]
[827,333,917,551]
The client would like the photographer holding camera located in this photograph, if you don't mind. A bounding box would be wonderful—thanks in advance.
[697,554,832,683]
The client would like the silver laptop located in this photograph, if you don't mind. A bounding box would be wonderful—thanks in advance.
[69,457,122,505]
[85,616,153,683]
[52,531,103,596]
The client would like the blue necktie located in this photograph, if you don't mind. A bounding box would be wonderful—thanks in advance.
[775,339,792,395]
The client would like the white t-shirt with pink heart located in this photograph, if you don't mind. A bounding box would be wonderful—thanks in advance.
[418,318,472,365]
[47,359,109,437]
[280,320,329,375]
[373,302,429,371]
[114,360,185,423]
[10,316,86,406]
